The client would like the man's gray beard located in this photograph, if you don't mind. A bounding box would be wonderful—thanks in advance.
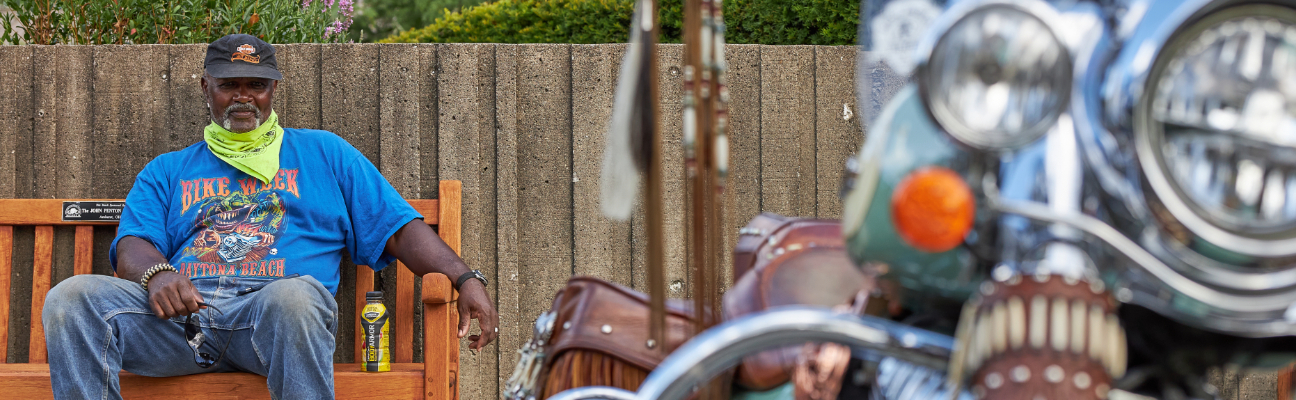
[221,104,263,131]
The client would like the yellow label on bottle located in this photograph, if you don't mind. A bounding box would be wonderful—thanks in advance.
[360,302,390,372]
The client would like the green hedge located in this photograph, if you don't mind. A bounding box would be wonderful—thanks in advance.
[0,0,353,45]
[381,0,857,45]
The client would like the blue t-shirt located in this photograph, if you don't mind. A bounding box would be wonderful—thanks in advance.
[110,128,422,295]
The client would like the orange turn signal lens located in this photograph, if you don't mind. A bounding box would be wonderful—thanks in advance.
[891,167,975,252]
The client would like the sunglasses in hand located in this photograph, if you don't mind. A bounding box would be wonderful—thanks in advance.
[185,302,233,369]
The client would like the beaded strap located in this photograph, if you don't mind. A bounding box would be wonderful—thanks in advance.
[140,263,179,291]
[948,274,1125,400]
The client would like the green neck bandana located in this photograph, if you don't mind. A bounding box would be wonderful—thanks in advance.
[203,111,284,184]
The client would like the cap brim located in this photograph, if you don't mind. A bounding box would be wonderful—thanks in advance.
[207,62,283,80]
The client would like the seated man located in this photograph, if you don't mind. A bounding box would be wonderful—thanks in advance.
[41,33,498,400]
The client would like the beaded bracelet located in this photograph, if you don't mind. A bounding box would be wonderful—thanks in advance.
[140,263,179,291]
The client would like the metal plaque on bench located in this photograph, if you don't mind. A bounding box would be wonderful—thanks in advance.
[62,201,125,222]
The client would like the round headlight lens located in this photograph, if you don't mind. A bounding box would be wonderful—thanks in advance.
[1141,6,1296,239]
[922,4,1071,149]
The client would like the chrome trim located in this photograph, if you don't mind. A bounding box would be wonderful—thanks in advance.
[873,357,973,400]
[1148,235,1296,292]
[1104,0,1296,258]
[546,387,639,400]
[1042,113,1087,278]
[1105,0,1239,129]
[913,0,1073,150]
[615,308,955,400]
[1070,1,1151,221]
[983,174,1296,316]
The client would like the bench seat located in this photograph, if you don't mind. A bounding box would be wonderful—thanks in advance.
[0,180,465,399]
[0,363,433,399]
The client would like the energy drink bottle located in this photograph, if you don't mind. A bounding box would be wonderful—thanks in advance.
[360,291,390,372]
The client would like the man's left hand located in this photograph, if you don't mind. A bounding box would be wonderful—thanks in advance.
[456,279,498,351]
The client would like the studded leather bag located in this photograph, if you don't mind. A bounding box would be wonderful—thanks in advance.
[501,276,700,399]
[724,214,875,392]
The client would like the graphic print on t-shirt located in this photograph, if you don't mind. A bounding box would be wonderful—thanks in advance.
[176,169,301,279]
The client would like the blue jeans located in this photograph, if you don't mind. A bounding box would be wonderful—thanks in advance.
[42,274,338,400]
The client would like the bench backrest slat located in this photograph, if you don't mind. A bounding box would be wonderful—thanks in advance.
[29,226,53,363]
[2,197,447,366]
[74,226,93,276]
[395,261,416,363]
[0,199,441,226]
[0,200,122,226]
[0,226,11,363]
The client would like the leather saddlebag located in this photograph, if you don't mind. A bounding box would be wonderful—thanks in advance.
[725,213,874,391]
[502,276,699,399]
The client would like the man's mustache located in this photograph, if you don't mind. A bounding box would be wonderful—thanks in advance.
[223,103,261,121]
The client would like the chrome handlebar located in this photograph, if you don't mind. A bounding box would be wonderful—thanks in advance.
[548,307,955,400]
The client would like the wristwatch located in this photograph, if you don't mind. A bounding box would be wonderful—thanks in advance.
[454,269,488,290]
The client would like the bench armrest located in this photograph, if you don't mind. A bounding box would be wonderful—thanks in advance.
[422,272,460,399]
[422,273,458,304]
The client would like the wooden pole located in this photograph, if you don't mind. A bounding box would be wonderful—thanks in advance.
[643,0,668,356]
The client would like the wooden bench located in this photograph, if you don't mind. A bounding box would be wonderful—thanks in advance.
[0,180,465,399]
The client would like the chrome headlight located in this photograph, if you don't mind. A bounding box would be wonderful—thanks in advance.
[1137,4,1296,255]
[918,0,1072,150]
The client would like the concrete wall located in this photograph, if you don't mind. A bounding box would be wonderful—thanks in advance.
[0,43,1276,399]
[0,43,864,399]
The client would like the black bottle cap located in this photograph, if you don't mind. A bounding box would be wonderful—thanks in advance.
[366,291,383,300]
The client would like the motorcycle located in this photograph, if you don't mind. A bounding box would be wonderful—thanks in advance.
[550,0,1296,398]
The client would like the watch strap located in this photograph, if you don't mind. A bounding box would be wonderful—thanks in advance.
[455,270,486,290]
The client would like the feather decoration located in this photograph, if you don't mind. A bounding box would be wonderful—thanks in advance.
[600,0,656,221]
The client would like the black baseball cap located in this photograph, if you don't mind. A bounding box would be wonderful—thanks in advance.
[205,34,282,80]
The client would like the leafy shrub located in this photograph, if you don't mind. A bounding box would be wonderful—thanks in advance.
[382,0,856,45]
[347,0,487,43]
[726,0,858,45]
[382,0,640,44]
[0,0,355,45]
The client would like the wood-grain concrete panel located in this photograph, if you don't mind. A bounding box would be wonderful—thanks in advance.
[321,43,381,162]
[436,43,499,400]
[1211,367,1241,400]
[419,45,441,198]
[814,46,861,219]
[760,46,817,219]
[1239,369,1277,400]
[721,44,762,288]
[33,47,94,200]
[379,44,425,198]
[493,44,523,394]
[631,44,690,297]
[91,45,172,199]
[513,45,574,358]
[0,46,32,199]
[276,44,323,130]
[31,46,61,199]
[166,44,208,153]
[571,44,632,286]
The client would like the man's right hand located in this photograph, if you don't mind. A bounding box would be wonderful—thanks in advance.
[147,271,206,319]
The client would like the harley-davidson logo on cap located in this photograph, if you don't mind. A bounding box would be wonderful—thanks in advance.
[232,43,260,64]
